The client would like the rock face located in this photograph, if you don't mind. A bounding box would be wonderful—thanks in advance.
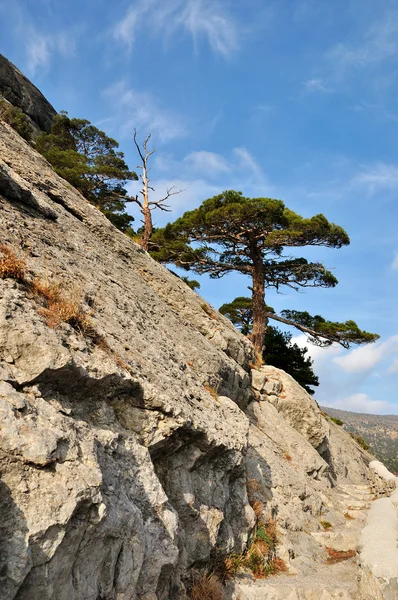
[0,54,56,132]
[0,117,393,599]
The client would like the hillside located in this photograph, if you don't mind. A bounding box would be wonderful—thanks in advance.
[323,406,398,474]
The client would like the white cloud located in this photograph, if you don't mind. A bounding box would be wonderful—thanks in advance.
[113,0,239,57]
[392,253,398,271]
[184,151,230,174]
[103,80,188,143]
[290,333,398,414]
[333,336,398,374]
[332,392,389,414]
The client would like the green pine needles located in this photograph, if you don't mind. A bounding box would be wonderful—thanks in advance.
[151,190,379,355]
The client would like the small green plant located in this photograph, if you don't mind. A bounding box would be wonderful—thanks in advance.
[0,99,33,141]
[320,520,333,530]
[330,417,344,426]
[349,433,370,451]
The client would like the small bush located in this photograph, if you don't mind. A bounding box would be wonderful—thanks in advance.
[189,572,225,600]
[0,99,32,141]
[349,433,370,451]
[320,520,333,530]
[0,245,26,281]
[330,417,344,426]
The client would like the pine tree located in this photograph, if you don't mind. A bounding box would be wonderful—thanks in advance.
[36,112,137,232]
[153,190,378,354]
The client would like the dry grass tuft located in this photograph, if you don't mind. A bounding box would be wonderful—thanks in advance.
[248,351,264,370]
[114,354,129,371]
[325,547,356,564]
[32,278,93,333]
[200,302,217,319]
[252,500,265,520]
[189,572,225,600]
[344,512,355,520]
[203,385,219,401]
[0,244,26,281]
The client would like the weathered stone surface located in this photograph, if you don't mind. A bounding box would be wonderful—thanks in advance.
[358,485,398,600]
[252,365,328,449]
[0,54,56,132]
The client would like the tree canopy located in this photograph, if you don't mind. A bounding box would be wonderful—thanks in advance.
[152,190,378,354]
[36,112,138,232]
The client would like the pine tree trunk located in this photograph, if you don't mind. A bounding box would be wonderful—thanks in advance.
[251,255,267,356]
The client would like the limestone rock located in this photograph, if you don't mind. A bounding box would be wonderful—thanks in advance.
[252,365,328,449]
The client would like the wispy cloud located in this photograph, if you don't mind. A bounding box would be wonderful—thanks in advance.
[303,78,332,93]
[184,151,230,174]
[25,30,76,75]
[233,147,263,179]
[327,11,398,71]
[103,80,188,143]
[351,163,398,194]
[112,0,239,57]
[391,252,398,271]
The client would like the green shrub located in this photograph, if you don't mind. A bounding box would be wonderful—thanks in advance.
[330,417,344,426]
[350,433,370,451]
[0,99,32,141]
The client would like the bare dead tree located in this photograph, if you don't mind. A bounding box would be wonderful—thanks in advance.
[132,129,183,251]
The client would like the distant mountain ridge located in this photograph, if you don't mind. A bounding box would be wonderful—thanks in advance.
[322,406,398,472]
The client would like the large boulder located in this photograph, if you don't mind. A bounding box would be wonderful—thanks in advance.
[0,54,56,132]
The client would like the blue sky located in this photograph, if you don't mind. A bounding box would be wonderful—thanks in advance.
[2,0,398,414]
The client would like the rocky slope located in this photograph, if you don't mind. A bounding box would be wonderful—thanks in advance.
[0,70,394,599]
[323,406,398,473]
